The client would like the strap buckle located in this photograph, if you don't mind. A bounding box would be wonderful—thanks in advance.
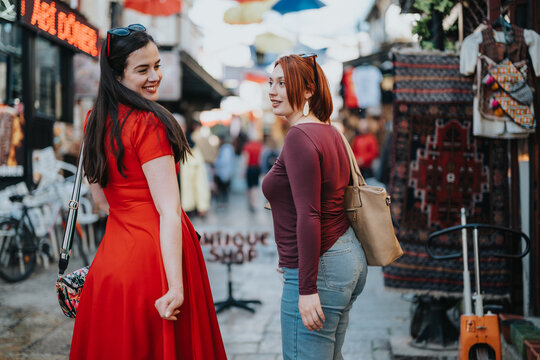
[68,200,79,210]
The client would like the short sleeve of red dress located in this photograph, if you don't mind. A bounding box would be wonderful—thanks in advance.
[130,112,174,165]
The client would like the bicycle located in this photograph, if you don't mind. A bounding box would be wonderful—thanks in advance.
[0,192,89,282]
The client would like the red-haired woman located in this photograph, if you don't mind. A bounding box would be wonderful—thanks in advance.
[262,54,368,359]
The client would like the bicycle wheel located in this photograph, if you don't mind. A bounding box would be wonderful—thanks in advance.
[0,219,37,282]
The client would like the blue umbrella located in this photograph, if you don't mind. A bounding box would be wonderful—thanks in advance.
[271,0,326,15]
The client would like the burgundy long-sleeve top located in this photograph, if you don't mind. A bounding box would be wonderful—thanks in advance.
[262,123,351,295]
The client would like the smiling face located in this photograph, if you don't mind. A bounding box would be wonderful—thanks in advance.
[119,42,162,101]
[268,64,296,118]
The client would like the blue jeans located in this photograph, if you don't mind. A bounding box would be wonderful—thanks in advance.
[281,227,368,360]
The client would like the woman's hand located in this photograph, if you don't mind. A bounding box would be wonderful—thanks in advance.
[298,293,325,331]
[155,286,184,321]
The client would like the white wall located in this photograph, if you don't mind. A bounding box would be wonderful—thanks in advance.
[123,9,179,46]
[179,14,202,59]
[79,0,111,37]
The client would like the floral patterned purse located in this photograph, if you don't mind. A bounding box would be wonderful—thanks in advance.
[56,142,88,319]
[56,266,89,318]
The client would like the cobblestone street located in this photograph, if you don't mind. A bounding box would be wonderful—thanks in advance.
[0,192,411,360]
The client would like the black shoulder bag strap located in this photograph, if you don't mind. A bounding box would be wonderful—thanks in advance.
[58,141,84,275]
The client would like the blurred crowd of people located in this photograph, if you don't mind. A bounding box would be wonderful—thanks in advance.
[341,105,393,187]
[178,116,281,217]
[177,105,392,218]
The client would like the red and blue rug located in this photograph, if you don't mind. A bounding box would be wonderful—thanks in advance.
[383,52,512,298]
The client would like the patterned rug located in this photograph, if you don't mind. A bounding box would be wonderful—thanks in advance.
[383,52,513,298]
[393,52,473,103]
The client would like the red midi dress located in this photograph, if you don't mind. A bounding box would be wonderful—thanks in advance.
[70,106,227,360]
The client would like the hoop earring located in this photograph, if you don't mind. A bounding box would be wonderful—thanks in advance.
[303,101,309,116]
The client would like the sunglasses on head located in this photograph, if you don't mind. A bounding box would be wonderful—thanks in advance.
[106,24,147,57]
[300,53,319,89]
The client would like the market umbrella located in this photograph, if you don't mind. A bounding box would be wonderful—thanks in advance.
[124,0,181,16]
[254,32,294,53]
[271,0,325,15]
[224,0,276,25]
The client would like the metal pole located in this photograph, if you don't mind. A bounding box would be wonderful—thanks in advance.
[458,2,464,44]
[519,153,531,316]
[461,208,473,315]
[531,0,540,317]
[473,228,484,317]
[21,27,34,189]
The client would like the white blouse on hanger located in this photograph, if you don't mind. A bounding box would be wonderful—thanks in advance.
[460,27,540,76]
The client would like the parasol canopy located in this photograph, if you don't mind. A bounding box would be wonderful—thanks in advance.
[271,0,325,15]
[254,32,294,53]
[224,0,276,25]
[124,0,181,16]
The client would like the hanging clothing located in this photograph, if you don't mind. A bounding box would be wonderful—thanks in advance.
[351,65,383,109]
[180,146,211,214]
[460,25,540,139]
[342,67,359,109]
[351,133,379,178]
[460,27,540,76]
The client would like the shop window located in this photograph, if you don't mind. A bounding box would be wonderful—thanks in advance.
[0,55,23,105]
[0,23,24,180]
[35,37,61,119]
[0,21,21,50]
[0,22,22,105]
[10,56,22,102]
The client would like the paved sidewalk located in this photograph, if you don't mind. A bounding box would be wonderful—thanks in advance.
[0,191,411,360]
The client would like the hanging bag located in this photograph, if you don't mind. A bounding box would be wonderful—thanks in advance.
[339,132,403,266]
[56,265,89,318]
[484,56,535,129]
[474,57,535,138]
[55,141,89,319]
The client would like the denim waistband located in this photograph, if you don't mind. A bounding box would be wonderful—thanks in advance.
[334,227,356,245]
[279,227,356,275]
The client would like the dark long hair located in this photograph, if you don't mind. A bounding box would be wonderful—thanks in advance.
[275,55,333,123]
[83,30,190,187]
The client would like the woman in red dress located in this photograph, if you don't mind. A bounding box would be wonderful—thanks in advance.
[70,25,227,359]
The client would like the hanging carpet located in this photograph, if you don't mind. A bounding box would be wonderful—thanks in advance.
[384,52,513,298]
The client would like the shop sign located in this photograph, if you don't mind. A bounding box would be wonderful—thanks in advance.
[0,0,17,21]
[199,231,270,264]
[20,0,99,58]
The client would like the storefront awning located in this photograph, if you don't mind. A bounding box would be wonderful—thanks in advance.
[180,50,231,102]
[343,43,397,68]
